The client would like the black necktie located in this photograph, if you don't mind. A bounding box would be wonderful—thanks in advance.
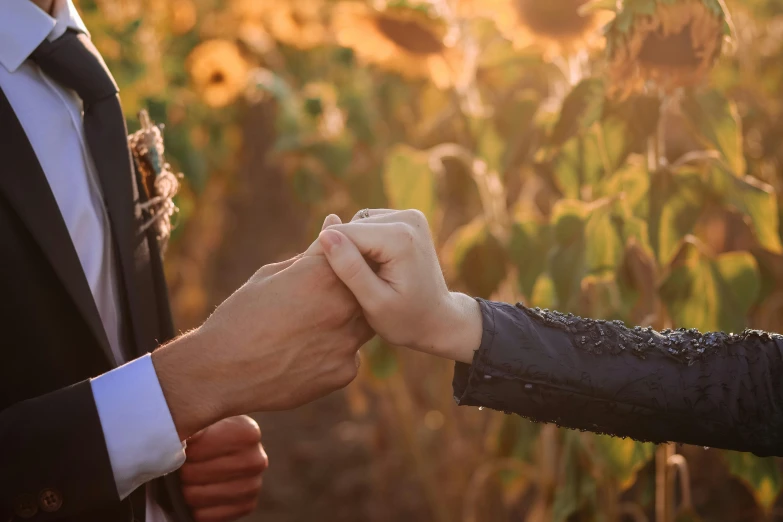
[30,30,150,522]
[30,29,137,268]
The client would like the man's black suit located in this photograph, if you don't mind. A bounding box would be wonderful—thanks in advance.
[0,86,191,522]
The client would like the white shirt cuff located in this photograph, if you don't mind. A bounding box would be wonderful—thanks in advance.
[91,354,186,499]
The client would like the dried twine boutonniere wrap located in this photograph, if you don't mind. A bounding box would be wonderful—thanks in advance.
[128,109,181,254]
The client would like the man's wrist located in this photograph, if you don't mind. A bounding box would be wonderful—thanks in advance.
[151,330,227,440]
[427,292,482,363]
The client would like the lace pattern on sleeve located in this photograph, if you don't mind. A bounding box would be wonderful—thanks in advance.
[519,305,783,366]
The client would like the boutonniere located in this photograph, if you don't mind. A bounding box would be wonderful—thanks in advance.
[128,109,181,254]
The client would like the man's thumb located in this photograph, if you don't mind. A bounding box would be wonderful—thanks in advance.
[319,229,389,307]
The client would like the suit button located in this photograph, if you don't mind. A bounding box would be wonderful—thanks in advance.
[14,495,38,519]
[38,489,62,513]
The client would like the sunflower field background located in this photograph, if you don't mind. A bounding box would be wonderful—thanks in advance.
[78,0,783,520]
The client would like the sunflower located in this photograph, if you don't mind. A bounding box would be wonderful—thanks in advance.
[169,0,197,35]
[94,0,142,27]
[186,40,250,108]
[463,0,613,57]
[268,0,329,49]
[606,0,728,98]
[333,2,462,89]
[229,0,328,50]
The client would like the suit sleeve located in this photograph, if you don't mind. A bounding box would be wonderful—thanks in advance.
[453,299,783,457]
[0,380,119,522]
[0,355,187,522]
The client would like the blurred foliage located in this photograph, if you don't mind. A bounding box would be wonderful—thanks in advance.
[82,0,783,519]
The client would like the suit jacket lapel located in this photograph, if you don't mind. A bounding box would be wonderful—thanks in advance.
[84,88,161,356]
[0,87,113,364]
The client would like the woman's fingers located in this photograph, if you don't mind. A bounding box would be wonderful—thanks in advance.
[307,209,423,258]
[319,229,392,312]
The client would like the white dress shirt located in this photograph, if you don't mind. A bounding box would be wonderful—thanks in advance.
[0,0,186,518]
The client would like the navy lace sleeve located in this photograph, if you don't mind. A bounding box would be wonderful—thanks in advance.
[453,299,783,456]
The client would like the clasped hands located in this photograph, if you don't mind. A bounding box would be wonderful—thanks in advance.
[152,209,482,521]
[304,209,482,363]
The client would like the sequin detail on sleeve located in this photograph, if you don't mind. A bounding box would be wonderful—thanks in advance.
[518,304,783,366]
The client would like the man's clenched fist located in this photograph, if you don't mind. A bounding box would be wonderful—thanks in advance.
[180,416,268,522]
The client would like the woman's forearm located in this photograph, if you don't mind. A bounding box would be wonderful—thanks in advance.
[452,299,783,457]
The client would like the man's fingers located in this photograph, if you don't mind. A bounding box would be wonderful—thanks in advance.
[184,474,262,507]
[180,445,268,485]
[254,255,301,279]
[322,213,342,230]
[192,501,259,522]
[304,237,324,257]
[304,214,345,257]
[351,208,396,222]
[185,416,261,462]
[319,229,392,309]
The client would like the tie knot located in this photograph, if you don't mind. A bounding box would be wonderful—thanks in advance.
[31,30,118,107]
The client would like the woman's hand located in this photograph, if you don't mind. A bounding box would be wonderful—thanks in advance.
[306,209,482,363]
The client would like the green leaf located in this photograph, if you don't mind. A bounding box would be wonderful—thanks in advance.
[495,90,540,176]
[715,251,762,314]
[530,273,557,309]
[476,122,505,175]
[291,167,324,204]
[382,144,437,224]
[549,243,586,311]
[301,136,355,179]
[723,451,783,512]
[449,220,508,298]
[623,215,654,258]
[612,7,634,34]
[551,199,588,246]
[584,199,625,274]
[550,78,606,147]
[591,435,655,490]
[551,136,602,198]
[628,0,657,15]
[495,416,542,462]
[596,160,650,217]
[600,94,660,171]
[659,245,760,332]
[552,432,598,522]
[508,219,551,298]
[550,95,658,195]
[702,163,783,254]
[649,168,705,266]
[681,89,746,176]
[364,338,398,380]
[548,200,588,308]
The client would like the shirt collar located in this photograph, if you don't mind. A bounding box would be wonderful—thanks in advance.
[0,0,89,73]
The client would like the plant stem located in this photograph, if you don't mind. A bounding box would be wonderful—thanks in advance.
[655,444,677,522]
[386,372,453,522]
[649,92,677,522]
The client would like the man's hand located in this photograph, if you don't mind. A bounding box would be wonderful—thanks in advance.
[180,416,268,522]
[306,209,482,363]
[152,248,374,439]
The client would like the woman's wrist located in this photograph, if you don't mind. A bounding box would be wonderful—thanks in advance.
[425,292,483,364]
